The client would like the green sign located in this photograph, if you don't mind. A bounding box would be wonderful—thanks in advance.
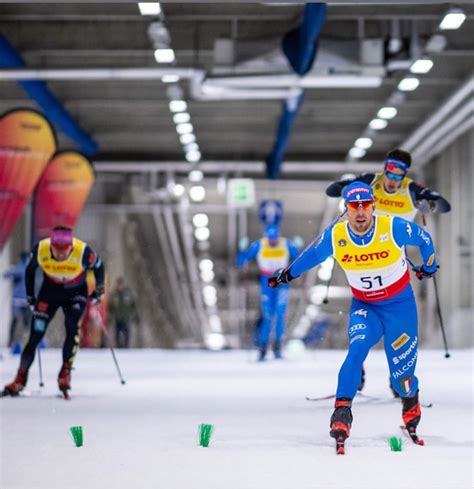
[227,179,255,207]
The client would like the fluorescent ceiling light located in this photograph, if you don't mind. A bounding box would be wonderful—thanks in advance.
[199,259,214,272]
[410,58,434,74]
[173,112,190,124]
[176,122,193,135]
[188,170,203,182]
[377,107,397,119]
[185,142,199,152]
[170,183,185,198]
[203,285,217,299]
[194,227,210,241]
[138,3,161,16]
[192,213,209,228]
[154,48,175,64]
[169,100,187,112]
[201,269,215,283]
[369,118,388,130]
[398,77,420,92]
[349,147,366,159]
[206,333,225,351]
[180,133,196,145]
[306,304,320,320]
[161,75,180,83]
[189,185,205,202]
[439,8,466,30]
[209,315,222,333]
[185,150,201,163]
[355,137,373,149]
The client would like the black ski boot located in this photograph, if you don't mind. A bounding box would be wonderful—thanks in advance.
[330,398,353,454]
[273,341,283,360]
[402,390,423,445]
[257,346,267,362]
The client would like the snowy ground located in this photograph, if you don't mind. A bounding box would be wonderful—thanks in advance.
[0,348,472,489]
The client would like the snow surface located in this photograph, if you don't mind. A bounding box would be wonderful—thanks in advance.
[0,348,472,489]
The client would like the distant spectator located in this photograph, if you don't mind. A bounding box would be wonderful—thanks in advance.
[108,277,137,348]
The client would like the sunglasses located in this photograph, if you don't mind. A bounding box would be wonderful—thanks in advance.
[346,200,374,211]
[51,243,72,251]
[384,170,405,181]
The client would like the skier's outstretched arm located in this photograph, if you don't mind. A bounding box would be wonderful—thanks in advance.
[236,240,260,268]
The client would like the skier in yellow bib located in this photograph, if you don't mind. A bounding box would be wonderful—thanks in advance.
[326,148,450,394]
[269,182,437,453]
[326,148,451,219]
[3,226,105,399]
[237,224,299,361]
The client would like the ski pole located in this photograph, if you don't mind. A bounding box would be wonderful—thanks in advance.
[37,346,44,387]
[287,210,347,276]
[93,305,127,384]
[406,256,450,358]
[421,215,450,358]
[322,263,335,304]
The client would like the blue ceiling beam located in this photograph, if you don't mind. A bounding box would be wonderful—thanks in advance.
[265,3,326,179]
[0,34,98,156]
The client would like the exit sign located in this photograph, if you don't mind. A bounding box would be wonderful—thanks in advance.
[227,179,255,208]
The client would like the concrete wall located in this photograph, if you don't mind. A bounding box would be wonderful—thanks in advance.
[425,128,473,348]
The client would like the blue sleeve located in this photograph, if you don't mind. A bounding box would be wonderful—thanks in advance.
[392,217,437,272]
[3,264,23,280]
[290,229,334,278]
[286,240,300,260]
[236,240,260,267]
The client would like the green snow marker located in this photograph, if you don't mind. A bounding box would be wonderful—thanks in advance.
[198,424,214,447]
[388,436,403,452]
[70,426,83,447]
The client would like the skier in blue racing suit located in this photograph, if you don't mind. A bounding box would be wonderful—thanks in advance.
[269,181,437,448]
[237,224,299,361]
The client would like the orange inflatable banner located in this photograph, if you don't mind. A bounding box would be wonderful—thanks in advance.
[33,150,94,240]
[0,109,56,250]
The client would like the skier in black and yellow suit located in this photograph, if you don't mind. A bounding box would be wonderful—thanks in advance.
[3,226,105,398]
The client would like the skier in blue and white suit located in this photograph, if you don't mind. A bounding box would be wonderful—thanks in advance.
[237,224,299,361]
[269,181,437,446]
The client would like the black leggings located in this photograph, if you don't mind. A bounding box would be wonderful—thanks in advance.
[20,283,88,371]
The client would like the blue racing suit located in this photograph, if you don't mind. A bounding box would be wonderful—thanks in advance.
[238,238,299,348]
[291,216,437,398]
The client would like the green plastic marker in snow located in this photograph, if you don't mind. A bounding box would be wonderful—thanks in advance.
[388,436,403,452]
[70,426,83,447]
[198,424,214,447]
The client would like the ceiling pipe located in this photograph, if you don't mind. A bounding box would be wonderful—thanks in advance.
[411,99,473,165]
[415,114,473,168]
[402,75,474,157]
[94,160,381,175]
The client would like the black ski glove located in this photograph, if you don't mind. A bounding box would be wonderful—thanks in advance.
[268,268,294,288]
[413,265,438,280]
[90,286,105,305]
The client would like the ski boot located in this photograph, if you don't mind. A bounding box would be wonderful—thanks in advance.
[273,341,283,360]
[257,346,267,362]
[2,368,28,397]
[401,390,424,445]
[58,361,73,399]
[330,398,353,455]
